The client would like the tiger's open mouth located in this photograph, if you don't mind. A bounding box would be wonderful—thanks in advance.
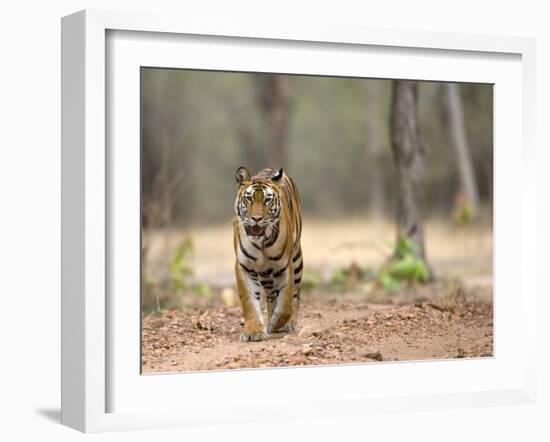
[246,225,265,236]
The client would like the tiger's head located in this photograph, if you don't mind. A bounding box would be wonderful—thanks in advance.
[234,166,283,237]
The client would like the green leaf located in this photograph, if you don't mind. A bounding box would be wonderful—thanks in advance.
[302,269,321,292]
[380,273,401,291]
[330,268,347,286]
[413,261,429,282]
[389,254,417,278]
[194,282,212,297]
[169,237,194,292]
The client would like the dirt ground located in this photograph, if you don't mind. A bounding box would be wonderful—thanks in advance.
[141,283,493,373]
[141,219,493,373]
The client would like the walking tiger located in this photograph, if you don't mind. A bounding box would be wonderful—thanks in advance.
[233,167,303,342]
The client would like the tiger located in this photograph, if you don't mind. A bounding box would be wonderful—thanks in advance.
[233,166,303,342]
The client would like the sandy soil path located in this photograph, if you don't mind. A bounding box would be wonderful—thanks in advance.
[141,289,493,373]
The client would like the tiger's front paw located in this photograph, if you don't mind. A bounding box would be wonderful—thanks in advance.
[240,330,268,342]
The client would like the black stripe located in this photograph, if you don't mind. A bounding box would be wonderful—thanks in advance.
[294,277,302,285]
[261,279,273,285]
[239,263,258,277]
[259,268,273,277]
[292,250,301,263]
[273,267,286,278]
[239,237,257,261]
[269,249,285,261]
[253,291,261,300]
[250,241,262,251]
[264,222,280,248]
[294,261,303,274]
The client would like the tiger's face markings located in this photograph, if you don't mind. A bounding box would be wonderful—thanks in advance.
[236,183,281,237]
[234,166,283,238]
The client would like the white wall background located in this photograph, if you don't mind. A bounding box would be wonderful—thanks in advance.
[0,1,547,441]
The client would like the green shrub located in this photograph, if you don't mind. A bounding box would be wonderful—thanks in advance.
[169,237,194,292]
[377,238,430,291]
[330,262,374,290]
[301,269,322,292]
[193,281,212,298]
[330,267,347,287]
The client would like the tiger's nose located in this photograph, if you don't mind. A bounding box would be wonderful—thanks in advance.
[251,216,262,222]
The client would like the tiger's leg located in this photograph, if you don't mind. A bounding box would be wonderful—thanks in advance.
[279,289,300,332]
[266,292,278,326]
[267,269,294,333]
[235,262,266,342]
[280,254,303,332]
[263,268,283,331]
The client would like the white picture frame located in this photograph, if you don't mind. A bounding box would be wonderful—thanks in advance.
[61,9,537,433]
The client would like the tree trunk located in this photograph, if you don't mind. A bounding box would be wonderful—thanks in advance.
[445,83,480,213]
[390,80,429,265]
[255,74,290,169]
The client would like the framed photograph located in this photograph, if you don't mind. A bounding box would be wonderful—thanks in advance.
[61,9,537,433]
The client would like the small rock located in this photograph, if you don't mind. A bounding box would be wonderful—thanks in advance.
[298,325,325,338]
[301,344,314,356]
[363,348,383,361]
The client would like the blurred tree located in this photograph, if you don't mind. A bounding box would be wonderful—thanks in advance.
[142,72,183,229]
[139,69,493,227]
[446,83,480,214]
[364,82,386,214]
[390,80,430,269]
[254,74,290,169]
[237,125,263,174]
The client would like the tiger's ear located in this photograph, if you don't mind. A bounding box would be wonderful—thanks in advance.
[272,168,284,182]
[235,166,250,185]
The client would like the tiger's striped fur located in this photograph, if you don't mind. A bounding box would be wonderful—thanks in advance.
[233,167,303,342]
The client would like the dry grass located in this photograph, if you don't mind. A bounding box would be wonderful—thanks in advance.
[143,216,493,288]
